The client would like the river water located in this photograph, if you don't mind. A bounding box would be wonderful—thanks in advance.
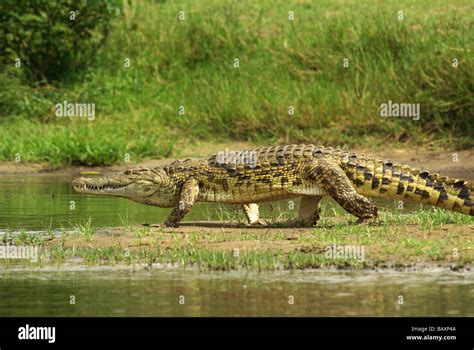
[1,268,473,316]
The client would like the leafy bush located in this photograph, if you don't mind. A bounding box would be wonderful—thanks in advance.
[0,68,64,121]
[0,0,120,82]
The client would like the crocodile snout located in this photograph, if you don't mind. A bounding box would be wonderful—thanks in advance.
[72,177,88,191]
[72,177,86,186]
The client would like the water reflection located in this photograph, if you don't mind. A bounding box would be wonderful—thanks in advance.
[0,269,472,316]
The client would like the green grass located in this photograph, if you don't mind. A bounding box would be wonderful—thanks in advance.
[1,227,49,246]
[380,207,473,227]
[0,0,473,165]
[73,217,95,241]
[59,245,355,271]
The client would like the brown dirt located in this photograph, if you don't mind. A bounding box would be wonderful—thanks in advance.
[47,221,474,269]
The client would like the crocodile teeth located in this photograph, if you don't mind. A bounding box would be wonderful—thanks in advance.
[81,183,125,191]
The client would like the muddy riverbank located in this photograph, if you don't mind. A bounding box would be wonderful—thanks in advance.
[1,216,471,271]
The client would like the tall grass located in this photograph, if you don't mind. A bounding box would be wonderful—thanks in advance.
[1,0,472,165]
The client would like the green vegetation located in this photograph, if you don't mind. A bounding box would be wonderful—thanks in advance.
[0,0,117,82]
[73,217,95,241]
[1,227,47,246]
[0,0,472,166]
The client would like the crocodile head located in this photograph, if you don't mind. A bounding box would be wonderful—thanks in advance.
[72,167,179,207]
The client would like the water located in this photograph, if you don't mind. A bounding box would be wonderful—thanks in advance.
[0,174,241,230]
[0,268,472,316]
[0,174,418,230]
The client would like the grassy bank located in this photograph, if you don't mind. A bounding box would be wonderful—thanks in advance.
[1,0,473,165]
[2,208,473,270]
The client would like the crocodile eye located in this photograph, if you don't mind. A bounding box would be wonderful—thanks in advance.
[143,187,152,192]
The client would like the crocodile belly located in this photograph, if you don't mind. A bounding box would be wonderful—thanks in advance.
[198,185,296,204]
[287,183,327,196]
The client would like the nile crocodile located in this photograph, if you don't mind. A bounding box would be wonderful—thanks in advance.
[72,144,473,227]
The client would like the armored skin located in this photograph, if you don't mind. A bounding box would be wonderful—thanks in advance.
[73,144,473,227]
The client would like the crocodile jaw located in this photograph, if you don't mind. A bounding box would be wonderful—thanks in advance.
[73,175,160,198]
[72,176,134,196]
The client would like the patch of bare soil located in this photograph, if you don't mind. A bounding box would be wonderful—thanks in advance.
[47,221,474,269]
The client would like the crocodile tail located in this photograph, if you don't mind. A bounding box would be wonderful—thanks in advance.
[340,153,473,216]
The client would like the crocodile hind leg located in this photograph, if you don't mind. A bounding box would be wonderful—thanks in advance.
[298,195,323,226]
[163,178,199,227]
[305,159,378,224]
[242,203,264,225]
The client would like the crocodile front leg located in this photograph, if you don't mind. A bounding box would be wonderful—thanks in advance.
[305,159,378,224]
[163,177,199,227]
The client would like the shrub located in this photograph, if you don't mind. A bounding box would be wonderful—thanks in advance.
[0,0,121,82]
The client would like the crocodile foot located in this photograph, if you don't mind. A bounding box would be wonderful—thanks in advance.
[354,216,377,225]
[163,220,180,228]
[245,219,268,227]
[273,218,315,228]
